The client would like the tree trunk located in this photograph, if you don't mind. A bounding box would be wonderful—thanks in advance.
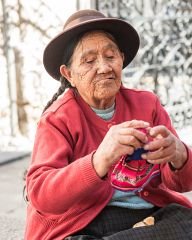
[14,48,28,135]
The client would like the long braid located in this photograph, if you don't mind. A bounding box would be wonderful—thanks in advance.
[42,31,85,114]
[42,76,71,113]
[23,32,85,202]
[23,79,70,201]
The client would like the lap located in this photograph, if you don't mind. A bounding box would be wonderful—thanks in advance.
[65,204,192,240]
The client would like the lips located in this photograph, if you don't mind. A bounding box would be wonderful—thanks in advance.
[97,75,115,81]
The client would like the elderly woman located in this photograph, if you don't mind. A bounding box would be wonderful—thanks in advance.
[25,9,192,240]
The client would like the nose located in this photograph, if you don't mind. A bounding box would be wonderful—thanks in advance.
[96,58,112,74]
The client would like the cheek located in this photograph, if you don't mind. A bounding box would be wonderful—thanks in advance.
[110,57,123,72]
[113,63,123,79]
[75,65,95,80]
[116,58,124,69]
[72,69,95,92]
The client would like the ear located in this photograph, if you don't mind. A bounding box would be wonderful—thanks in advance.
[60,65,75,87]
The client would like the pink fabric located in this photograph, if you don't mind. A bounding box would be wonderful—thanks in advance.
[111,156,160,191]
[111,128,160,191]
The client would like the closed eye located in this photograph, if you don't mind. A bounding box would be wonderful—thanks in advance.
[106,56,114,59]
[86,60,95,64]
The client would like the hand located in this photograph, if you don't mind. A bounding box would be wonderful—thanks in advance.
[93,120,149,178]
[141,125,187,169]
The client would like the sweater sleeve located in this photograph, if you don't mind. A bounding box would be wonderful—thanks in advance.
[26,113,111,215]
[153,96,192,192]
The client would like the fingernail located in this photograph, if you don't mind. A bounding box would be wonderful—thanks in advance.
[150,129,155,136]
[144,145,149,150]
[142,154,147,159]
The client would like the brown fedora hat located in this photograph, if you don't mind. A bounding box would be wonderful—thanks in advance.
[43,9,140,80]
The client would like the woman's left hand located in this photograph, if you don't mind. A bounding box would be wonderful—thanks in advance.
[142,125,188,170]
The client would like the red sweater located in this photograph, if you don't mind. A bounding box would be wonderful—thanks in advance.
[25,87,192,240]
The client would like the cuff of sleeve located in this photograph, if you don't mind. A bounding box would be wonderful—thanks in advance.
[168,141,191,171]
[78,151,109,189]
[167,144,192,190]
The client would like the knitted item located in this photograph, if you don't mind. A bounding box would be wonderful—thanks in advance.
[111,128,160,192]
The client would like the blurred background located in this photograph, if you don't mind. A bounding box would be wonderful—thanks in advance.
[0,0,191,238]
[0,0,192,152]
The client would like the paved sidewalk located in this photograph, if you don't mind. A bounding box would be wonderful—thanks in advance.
[0,156,30,240]
[0,151,30,166]
[0,155,191,240]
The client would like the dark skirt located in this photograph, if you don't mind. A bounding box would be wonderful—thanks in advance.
[65,204,192,240]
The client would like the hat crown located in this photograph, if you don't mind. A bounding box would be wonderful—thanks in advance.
[43,9,140,80]
[63,9,106,31]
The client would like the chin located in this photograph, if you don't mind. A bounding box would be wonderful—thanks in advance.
[97,88,119,100]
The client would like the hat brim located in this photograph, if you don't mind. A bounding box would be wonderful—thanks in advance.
[43,18,140,80]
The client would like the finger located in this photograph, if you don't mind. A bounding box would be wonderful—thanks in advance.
[142,145,172,161]
[144,135,173,151]
[125,145,135,156]
[149,125,170,138]
[146,153,175,165]
[121,120,150,129]
[118,135,145,149]
[119,128,148,144]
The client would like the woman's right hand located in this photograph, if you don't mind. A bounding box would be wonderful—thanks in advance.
[92,120,150,178]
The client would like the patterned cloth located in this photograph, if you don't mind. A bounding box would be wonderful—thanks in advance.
[111,128,160,192]
[65,204,192,240]
[111,153,160,192]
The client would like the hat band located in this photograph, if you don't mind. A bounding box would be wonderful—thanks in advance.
[64,15,106,31]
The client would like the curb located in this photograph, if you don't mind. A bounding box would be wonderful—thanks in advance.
[0,152,31,166]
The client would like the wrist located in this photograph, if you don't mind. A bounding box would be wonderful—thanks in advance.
[170,143,187,170]
[92,152,110,178]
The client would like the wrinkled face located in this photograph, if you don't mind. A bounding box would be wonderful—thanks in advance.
[61,31,124,109]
